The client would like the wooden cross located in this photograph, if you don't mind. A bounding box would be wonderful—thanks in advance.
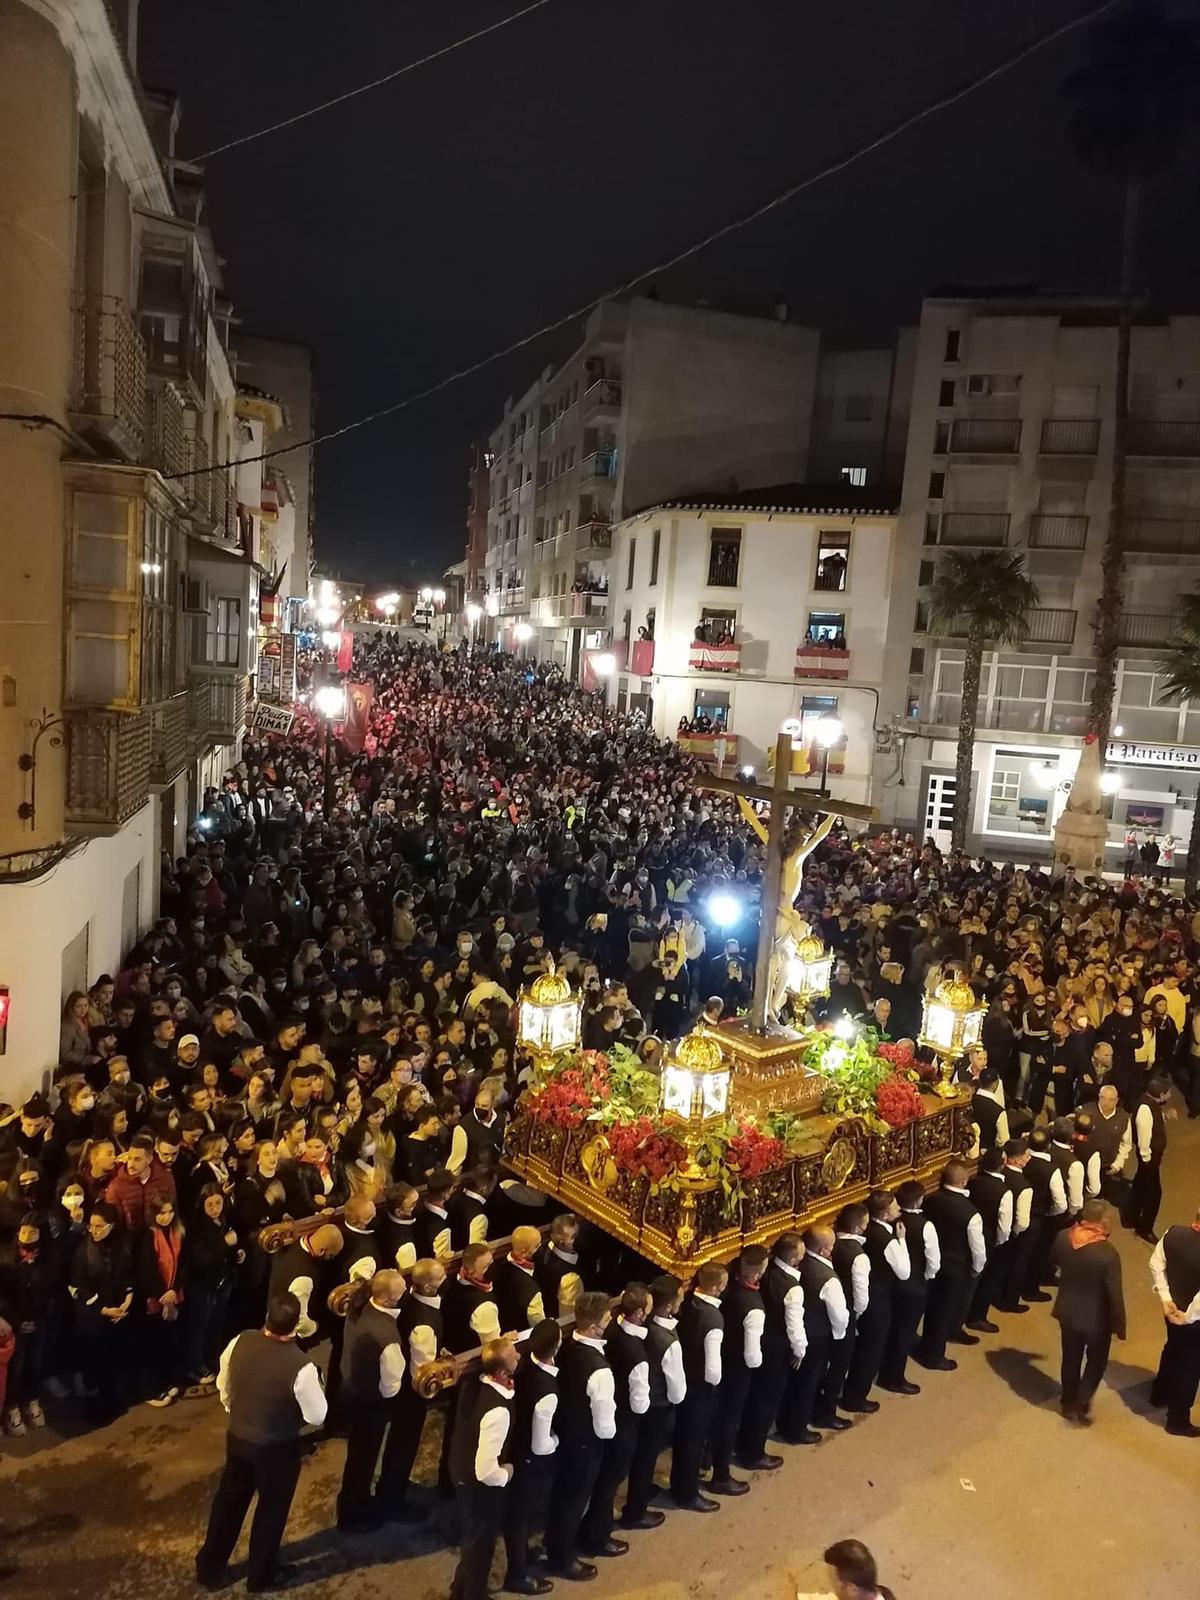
[696,732,875,1032]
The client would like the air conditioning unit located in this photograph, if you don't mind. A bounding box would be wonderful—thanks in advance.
[966,375,991,397]
[182,574,210,613]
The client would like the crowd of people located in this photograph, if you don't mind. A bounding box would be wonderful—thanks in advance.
[2,637,1199,1598]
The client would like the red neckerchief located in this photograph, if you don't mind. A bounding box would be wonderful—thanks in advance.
[460,1271,491,1291]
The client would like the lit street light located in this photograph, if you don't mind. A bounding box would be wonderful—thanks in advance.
[814,713,843,795]
[591,651,616,678]
[707,891,741,928]
[314,683,347,815]
[514,621,533,647]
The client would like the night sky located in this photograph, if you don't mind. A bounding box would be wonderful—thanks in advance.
[140,0,1200,584]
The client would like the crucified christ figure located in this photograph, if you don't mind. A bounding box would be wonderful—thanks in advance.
[767,809,837,1021]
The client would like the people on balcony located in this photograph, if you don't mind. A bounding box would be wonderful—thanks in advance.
[692,618,734,646]
[804,626,847,651]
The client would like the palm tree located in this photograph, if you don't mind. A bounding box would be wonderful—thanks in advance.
[1155,589,1200,890]
[928,550,1040,850]
[1064,4,1198,750]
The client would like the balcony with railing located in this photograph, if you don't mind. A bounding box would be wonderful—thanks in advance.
[498,585,527,613]
[1127,419,1200,457]
[688,624,741,672]
[1023,608,1077,646]
[676,729,739,766]
[70,295,147,461]
[189,671,247,744]
[1124,516,1200,555]
[575,518,612,554]
[1028,513,1089,550]
[949,417,1022,454]
[795,639,851,681]
[1039,417,1100,455]
[65,708,151,830]
[1117,612,1177,649]
[148,384,187,479]
[939,511,1011,547]
[580,378,622,416]
[579,448,617,484]
[531,589,609,623]
[185,433,212,524]
[148,692,189,785]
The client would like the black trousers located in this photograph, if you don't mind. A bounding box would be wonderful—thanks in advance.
[625,1406,673,1520]
[778,1338,831,1440]
[338,1401,388,1523]
[879,1294,924,1387]
[1123,1160,1163,1236]
[1027,1065,1052,1118]
[452,1480,506,1600]
[918,1266,973,1365]
[1000,1230,1037,1308]
[1183,1057,1200,1117]
[1027,1218,1061,1292]
[375,1388,429,1505]
[196,1434,302,1589]
[504,1453,553,1581]
[815,1328,855,1422]
[1152,1320,1200,1427]
[737,1354,789,1461]
[545,1438,602,1569]
[843,1304,891,1409]
[1058,1325,1111,1410]
[968,1249,1006,1323]
[708,1366,752,1479]
[669,1384,717,1502]
[580,1413,638,1550]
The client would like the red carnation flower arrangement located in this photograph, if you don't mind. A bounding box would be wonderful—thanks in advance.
[606,1116,687,1184]
[724,1123,787,1179]
[874,1073,925,1129]
[876,1041,915,1071]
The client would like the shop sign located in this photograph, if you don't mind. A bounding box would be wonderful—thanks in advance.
[1107,740,1200,771]
[253,703,295,735]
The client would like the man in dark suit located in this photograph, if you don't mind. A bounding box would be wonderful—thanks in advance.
[1050,1199,1125,1425]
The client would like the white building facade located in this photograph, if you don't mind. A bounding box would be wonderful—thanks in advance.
[609,490,901,811]
[890,294,1200,859]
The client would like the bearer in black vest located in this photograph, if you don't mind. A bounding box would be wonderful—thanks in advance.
[970,1067,1010,1156]
[196,1294,327,1593]
[965,1149,1013,1333]
[778,1226,850,1444]
[1049,1117,1087,1228]
[267,1223,344,1343]
[1123,1076,1171,1242]
[738,1234,806,1465]
[844,1191,908,1412]
[916,1162,986,1371]
[454,1084,506,1172]
[879,1181,938,1395]
[668,1262,726,1513]
[996,1140,1036,1314]
[823,1205,871,1425]
[327,1195,380,1422]
[336,1269,408,1531]
[534,1213,584,1319]
[624,1275,685,1529]
[1022,1128,1067,1299]
[1149,1207,1200,1436]
[447,1167,497,1251]
[415,1167,455,1261]
[449,1336,521,1600]
[1078,1085,1132,1208]
[711,1246,769,1493]
[495,1226,548,1334]
[545,1292,617,1581]
[440,1244,502,1494]
[378,1182,420,1270]
[579,1282,653,1555]
[503,1319,561,1595]
[373,1258,447,1518]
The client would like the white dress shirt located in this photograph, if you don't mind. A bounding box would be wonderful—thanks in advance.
[694,1291,724,1384]
[1051,1145,1086,1214]
[284,1239,318,1338]
[1028,1151,1067,1216]
[880,1224,912,1283]
[1004,1172,1033,1234]
[217,1334,327,1427]
[819,1271,850,1339]
[973,1086,1011,1148]
[422,1202,452,1260]
[530,1355,559,1454]
[1135,1103,1159,1164]
[369,1301,407,1398]
[408,1293,441,1369]
[575,1333,617,1438]
[344,1226,378,1282]
[616,1317,651,1413]
[469,1293,502,1344]
[902,1210,940,1279]
[1150,1239,1200,1324]
[836,1234,871,1316]
[475,1377,514,1486]
[652,1314,687,1403]
[774,1259,809,1363]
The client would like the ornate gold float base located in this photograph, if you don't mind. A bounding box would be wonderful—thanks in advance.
[709,1017,825,1120]
[504,1088,974,1278]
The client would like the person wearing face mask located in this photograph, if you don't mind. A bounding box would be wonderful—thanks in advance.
[138,1196,187,1407]
[1019,991,1053,1114]
[68,1201,134,1422]
[0,1094,54,1171]
[5,1213,57,1433]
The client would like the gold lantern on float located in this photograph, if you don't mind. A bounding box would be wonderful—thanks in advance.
[661,1027,733,1172]
[919,970,986,1098]
[517,962,581,1075]
[788,930,833,1007]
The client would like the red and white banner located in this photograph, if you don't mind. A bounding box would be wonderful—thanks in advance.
[795,646,850,680]
[688,642,740,672]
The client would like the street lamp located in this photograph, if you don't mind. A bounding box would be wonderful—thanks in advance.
[591,651,617,678]
[313,683,347,816]
[814,714,843,795]
[514,621,533,651]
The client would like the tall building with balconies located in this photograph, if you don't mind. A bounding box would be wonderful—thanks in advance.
[893,292,1200,859]
[0,0,263,1096]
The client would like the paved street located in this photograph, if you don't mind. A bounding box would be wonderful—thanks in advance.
[3,1110,1199,1600]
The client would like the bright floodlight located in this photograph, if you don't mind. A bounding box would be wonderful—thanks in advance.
[433,588,446,604]
[420,586,433,601]
[465,603,482,623]
[1113,724,1124,737]
[814,714,843,748]
[591,651,617,677]
[315,606,339,627]
[739,764,755,778]
[514,622,533,642]
[314,684,347,720]
[707,892,741,928]
[1100,770,1122,794]
[833,1013,856,1041]
[321,630,341,649]
[375,591,399,611]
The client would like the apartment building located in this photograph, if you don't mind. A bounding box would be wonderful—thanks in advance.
[610,487,900,808]
[895,293,1200,858]
[0,0,267,1096]
[234,334,316,620]
[481,297,824,676]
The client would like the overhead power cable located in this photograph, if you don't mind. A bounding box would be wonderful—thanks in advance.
[167,0,1119,485]
[186,0,560,161]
